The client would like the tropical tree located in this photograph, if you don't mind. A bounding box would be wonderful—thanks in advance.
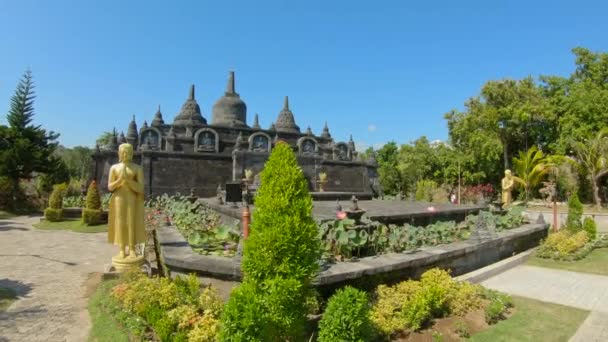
[570,129,608,208]
[0,70,60,203]
[511,146,555,202]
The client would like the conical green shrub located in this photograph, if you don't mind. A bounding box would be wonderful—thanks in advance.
[44,183,67,221]
[82,180,102,225]
[220,142,321,341]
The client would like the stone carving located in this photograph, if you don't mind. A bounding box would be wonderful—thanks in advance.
[140,128,161,150]
[501,169,514,209]
[107,143,145,272]
[195,129,218,152]
[469,211,498,242]
[249,133,270,153]
[335,143,349,161]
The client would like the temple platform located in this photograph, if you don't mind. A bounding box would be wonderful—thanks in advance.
[202,198,487,226]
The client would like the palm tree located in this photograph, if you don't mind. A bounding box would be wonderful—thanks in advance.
[512,146,554,202]
[571,129,608,208]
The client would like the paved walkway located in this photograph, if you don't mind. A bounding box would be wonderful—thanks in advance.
[0,216,115,342]
[482,265,608,341]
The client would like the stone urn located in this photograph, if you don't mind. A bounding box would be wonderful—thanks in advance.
[344,195,366,224]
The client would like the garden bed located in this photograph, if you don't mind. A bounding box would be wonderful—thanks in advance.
[156,222,549,292]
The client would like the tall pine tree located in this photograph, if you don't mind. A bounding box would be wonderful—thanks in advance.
[0,70,60,202]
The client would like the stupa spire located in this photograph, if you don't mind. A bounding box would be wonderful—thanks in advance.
[252,113,260,129]
[189,84,195,100]
[226,71,236,94]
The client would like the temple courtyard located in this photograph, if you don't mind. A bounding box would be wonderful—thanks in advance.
[1,214,607,341]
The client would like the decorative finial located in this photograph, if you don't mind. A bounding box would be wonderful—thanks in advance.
[283,96,289,110]
[306,126,313,136]
[349,134,354,142]
[142,120,148,129]
[321,121,331,138]
[226,71,236,94]
[152,105,164,126]
[188,84,195,100]
[269,123,276,131]
[252,113,260,129]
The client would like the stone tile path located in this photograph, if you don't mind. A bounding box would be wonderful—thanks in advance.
[482,265,608,342]
[0,216,115,342]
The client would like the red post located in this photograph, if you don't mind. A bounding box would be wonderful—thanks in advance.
[553,199,558,232]
[242,205,251,239]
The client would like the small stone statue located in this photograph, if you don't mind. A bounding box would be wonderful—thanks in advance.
[216,184,224,205]
[335,199,342,212]
[107,143,146,272]
[350,195,359,211]
[501,169,514,209]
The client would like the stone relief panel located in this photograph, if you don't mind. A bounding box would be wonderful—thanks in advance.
[194,128,219,153]
[335,142,349,161]
[139,128,162,150]
[297,137,318,156]
[248,132,271,153]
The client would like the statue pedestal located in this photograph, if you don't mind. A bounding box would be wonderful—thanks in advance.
[111,255,145,273]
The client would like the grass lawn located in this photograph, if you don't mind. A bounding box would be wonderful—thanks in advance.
[33,218,108,233]
[470,296,588,342]
[0,287,18,312]
[527,248,608,276]
[88,279,132,342]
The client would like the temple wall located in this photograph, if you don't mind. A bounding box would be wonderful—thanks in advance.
[93,150,377,199]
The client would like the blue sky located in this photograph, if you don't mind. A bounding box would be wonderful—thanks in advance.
[0,1,606,149]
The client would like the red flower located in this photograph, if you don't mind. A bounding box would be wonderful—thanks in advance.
[336,211,347,220]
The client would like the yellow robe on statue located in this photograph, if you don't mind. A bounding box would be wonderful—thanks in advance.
[107,162,146,246]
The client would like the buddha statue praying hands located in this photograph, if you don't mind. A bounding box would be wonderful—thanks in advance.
[107,143,146,271]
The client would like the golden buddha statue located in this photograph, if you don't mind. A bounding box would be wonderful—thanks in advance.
[107,143,146,271]
[501,169,514,209]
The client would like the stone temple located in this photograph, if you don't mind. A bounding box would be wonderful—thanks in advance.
[91,71,379,198]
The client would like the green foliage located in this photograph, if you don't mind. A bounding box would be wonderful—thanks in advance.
[43,208,63,222]
[318,286,372,342]
[0,177,13,209]
[146,194,239,257]
[415,179,438,202]
[55,145,93,180]
[63,195,85,208]
[111,273,223,342]
[85,180,101,210]
[220,143,321,341]
[48,183,67,209]
[537,230,590,260]
[318,210,525,260]
[570,129,608,207]
[219,276,307,342]
[582,217,597,240]
[370,268,485,336]
[481,289,513,325]
[565,192,583,232]
[82,208,102,226]
[36,159,70,195]
[243,142,321,284]
[512,146,554,201]
[0,70,60,208]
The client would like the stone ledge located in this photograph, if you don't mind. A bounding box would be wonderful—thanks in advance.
[157,223,549,290]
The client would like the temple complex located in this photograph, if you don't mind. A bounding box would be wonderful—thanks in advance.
[91,71,379,198]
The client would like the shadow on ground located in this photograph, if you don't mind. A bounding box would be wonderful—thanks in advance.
[0,278,34,298]
[0,221,28,232]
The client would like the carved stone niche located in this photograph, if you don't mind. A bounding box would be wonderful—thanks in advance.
[334,142,349,161]
[194,128,219,153]
[139,128,162,150]
[297,137,318,156]
[248,132,271,153]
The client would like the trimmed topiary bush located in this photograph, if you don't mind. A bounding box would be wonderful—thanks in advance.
[565,192,583,232]
[582,217,597,240]
[220,142,321,341]
[82,180,103,225]
[44,183,67,222]
[318,286,372,342]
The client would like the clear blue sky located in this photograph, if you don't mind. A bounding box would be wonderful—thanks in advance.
[0,1,606,149]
